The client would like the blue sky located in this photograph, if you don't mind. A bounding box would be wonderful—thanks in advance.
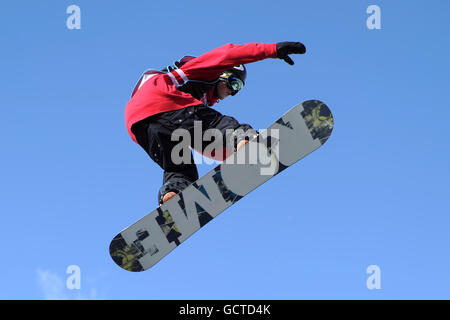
[1,0,449,299]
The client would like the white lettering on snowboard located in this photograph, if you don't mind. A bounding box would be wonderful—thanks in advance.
[221,103,320,196]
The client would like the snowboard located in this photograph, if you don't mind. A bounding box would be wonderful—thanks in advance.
[110,100,334,272]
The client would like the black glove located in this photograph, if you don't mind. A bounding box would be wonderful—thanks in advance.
[276,41,306,65]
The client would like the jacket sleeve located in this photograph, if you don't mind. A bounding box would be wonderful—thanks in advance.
[179,42,278,82]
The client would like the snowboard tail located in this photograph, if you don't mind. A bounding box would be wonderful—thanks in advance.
[110,100,333,272]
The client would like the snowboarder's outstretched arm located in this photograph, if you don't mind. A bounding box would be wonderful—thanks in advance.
[178,41,306,82]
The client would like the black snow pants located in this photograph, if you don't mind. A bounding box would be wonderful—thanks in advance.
[130,105,255,204]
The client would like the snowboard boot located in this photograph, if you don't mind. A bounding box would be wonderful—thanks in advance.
[157,176,193,205]
[162,191,177,203]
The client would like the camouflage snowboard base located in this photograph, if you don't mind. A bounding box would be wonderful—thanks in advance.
[110,100,334,271]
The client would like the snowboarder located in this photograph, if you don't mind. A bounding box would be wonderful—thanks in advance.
[125,41,306,205]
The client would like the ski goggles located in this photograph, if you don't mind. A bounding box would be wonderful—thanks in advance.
[226,76,244,96]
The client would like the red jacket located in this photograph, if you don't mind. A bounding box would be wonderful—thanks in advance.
[125,42,278,143]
